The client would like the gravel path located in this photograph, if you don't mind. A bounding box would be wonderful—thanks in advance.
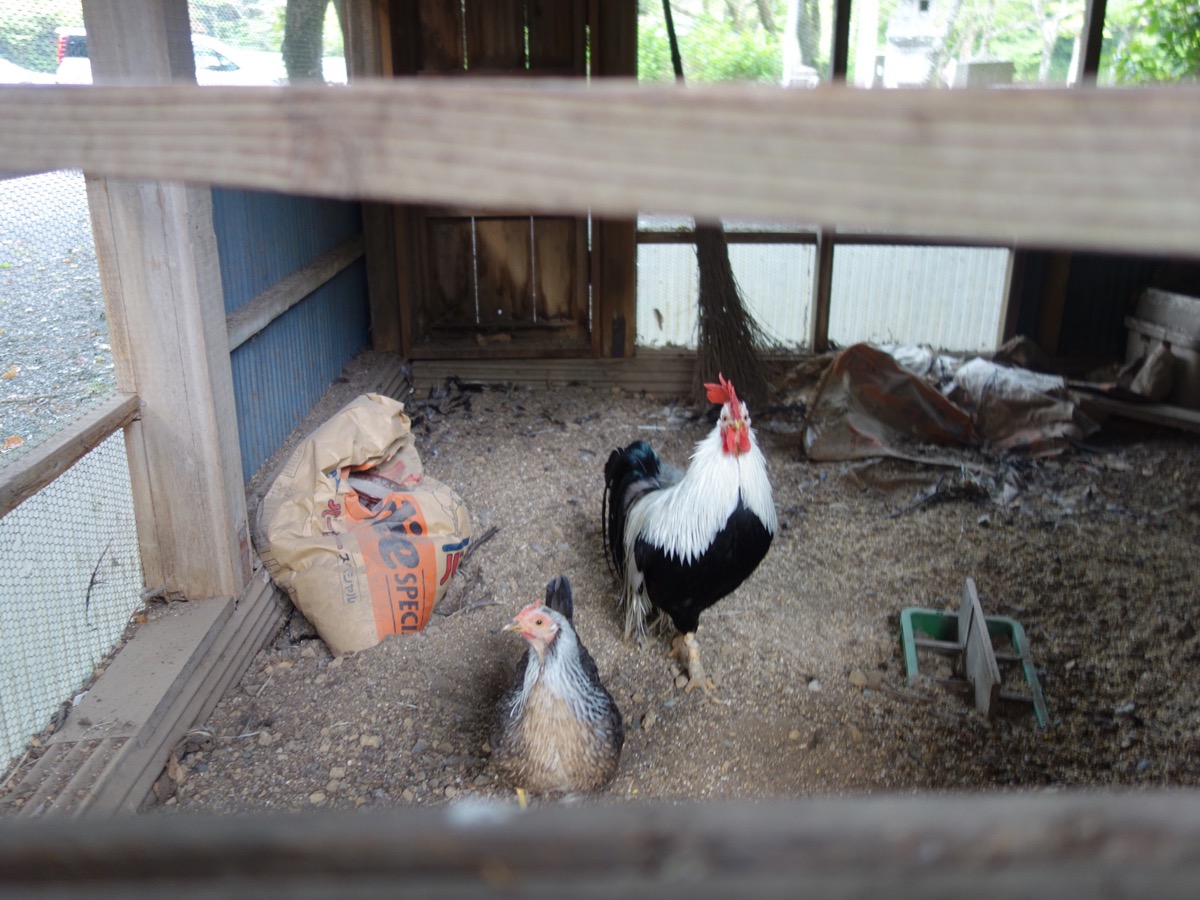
[0,171,115,467]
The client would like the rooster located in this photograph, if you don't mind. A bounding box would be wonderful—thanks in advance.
[491,575,624,797]
[603,374,776,691]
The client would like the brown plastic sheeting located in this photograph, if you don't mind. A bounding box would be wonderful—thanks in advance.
[803,343,1097,461]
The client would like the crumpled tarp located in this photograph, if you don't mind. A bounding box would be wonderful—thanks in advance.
[803,344,980,461]
[803,342,1099,461]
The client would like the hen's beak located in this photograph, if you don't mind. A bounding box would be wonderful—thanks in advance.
[502,618,523,633]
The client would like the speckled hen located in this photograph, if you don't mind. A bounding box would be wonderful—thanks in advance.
[491,576,624,796]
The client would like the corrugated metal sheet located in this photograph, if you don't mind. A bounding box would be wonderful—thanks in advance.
[231,262,369,482]
[637,243,816,349]
[1059,252,1160,359]
[212,187,369,483]
[212,188,362,314]
[829,245,1009,352]
[636,241,1004,353]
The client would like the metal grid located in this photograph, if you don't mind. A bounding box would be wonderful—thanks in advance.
[0,430,143,772]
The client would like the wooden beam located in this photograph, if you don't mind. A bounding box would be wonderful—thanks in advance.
[811,227,835,352]
[0,392,140,519]
[80,1,251,599]
[2,82,1199,258]
[345,0,403,354]
[1038,251,1073,354]
[226,234,364,350]
[411,348,697,394]
[3,792,1200,892]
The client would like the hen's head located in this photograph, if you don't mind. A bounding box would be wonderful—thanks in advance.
[705,373,752,456]
[504,602,562,660]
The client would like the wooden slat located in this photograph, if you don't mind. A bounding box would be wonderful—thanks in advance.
[4,792,1200,894]
[465,0,524,71]
[474,216,532,323]
[416,0,463,72]
[533,217,580,322]
[1075,392,1200,434]
[226,234,364,350]
[2,82,1198,257]
[527,0,583,72]
[411,349,696,394]
[423,216,477,330]
[0,392,140,519]
[959,577,1002,718]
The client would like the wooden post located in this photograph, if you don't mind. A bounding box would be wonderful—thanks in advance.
[83,0,250,598]
[810,227,835,352]
[592,0,638,358]
[346,0,402,354]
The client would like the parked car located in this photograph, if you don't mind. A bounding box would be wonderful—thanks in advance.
[55,26,287,85]
[0,56,56,84]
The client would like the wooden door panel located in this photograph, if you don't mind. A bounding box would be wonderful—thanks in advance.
[416,0,463,72]
[392,0,636,358]
[465,0,524,72]
[534,218,580,323]
[474,217,533,325]
[424,218,475,326]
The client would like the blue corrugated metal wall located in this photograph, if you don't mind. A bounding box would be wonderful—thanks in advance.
[212,188,369,482]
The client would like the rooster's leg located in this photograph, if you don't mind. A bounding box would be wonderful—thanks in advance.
[670,632,715,692]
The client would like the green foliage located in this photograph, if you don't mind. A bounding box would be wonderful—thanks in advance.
[0,0,81,72]
[1110,0,1200,83]
[940,0,1080,84]
[638,12,782,83]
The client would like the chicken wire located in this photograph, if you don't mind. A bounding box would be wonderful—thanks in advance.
[0,430,144,772]
[0,166,143,773]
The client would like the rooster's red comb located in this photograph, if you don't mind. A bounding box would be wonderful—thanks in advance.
[704,373,740,411]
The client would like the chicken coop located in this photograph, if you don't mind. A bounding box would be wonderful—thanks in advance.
[2,0,1200,892]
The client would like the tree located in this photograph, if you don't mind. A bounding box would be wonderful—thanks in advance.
[282,0,327,81]
[1110,0,1200,83]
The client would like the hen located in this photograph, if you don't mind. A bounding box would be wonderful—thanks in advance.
[603,374,776,691]
[491,575,624,797]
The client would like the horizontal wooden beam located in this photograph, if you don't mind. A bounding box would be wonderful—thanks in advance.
[412,348,698,394]
[2,791,1200,893]
[1,81,1198,257]
[0,392,140,519]
[226,234,364,351]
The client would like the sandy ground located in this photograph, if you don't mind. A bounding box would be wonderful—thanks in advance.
[110,357,1200,815]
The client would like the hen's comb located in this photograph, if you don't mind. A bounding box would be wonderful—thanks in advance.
[704,373,740,411]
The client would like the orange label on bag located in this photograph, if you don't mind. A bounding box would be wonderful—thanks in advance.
[348,493,440,637]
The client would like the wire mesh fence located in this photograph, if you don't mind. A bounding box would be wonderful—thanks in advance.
[0,165,145,773]
[0,430,143,772]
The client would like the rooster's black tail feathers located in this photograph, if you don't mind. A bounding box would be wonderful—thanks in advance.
[602,440,661,576]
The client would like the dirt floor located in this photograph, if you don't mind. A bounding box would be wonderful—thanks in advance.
[132,355,1200,814]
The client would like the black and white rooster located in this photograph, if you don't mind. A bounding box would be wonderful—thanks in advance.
[603,374,776,691]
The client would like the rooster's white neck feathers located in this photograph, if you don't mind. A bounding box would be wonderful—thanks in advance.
[624,414,776,568]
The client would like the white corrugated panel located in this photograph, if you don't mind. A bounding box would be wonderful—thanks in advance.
[637,243,817,349]
[829,245,1009,351]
